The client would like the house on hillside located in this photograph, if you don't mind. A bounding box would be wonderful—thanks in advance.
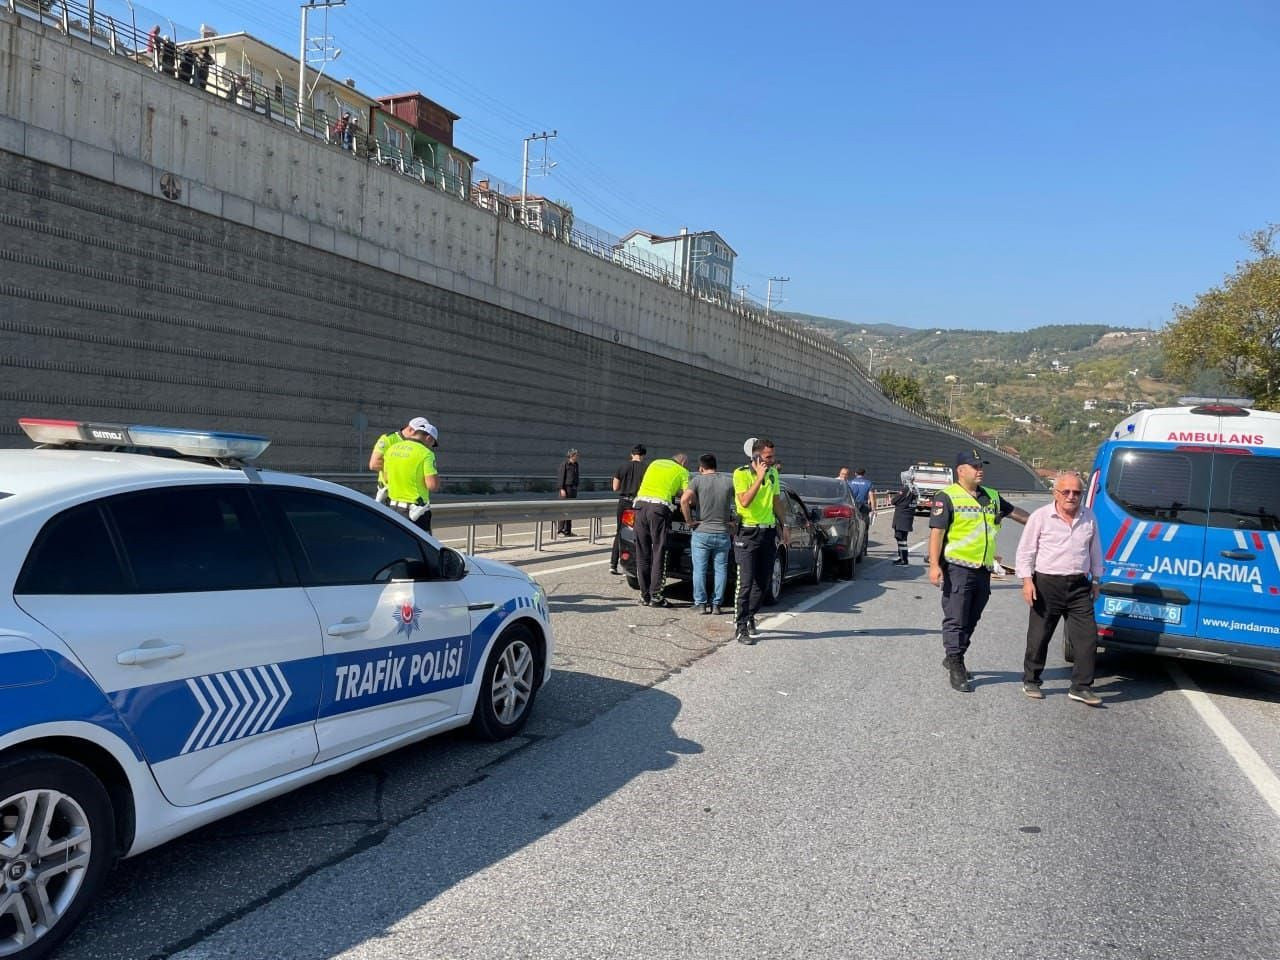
[377,92,478,198]
[615,228,736,302]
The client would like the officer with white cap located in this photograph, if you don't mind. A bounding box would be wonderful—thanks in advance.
[369,416,433,503]
[383,418,441,534]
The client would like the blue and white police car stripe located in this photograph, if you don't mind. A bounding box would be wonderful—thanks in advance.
[180,664,293,755]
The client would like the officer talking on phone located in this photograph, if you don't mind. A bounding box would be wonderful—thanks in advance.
[732,437,789,644]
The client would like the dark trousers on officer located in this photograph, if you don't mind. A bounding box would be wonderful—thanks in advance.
[1023,572,1097,688]
[390,503,432,535]
[734,526,777,627]
[941,563,991,658]
[611,496,632,570]
[633,502,670,600]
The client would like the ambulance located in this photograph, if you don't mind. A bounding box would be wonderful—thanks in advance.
[1087,399,1280,672]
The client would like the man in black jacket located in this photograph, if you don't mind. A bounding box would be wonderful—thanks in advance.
[610,445,646,573]
[557,449,580,536]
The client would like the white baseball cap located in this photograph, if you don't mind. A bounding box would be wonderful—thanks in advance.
[408,417,439,441]
[743,437,758,459]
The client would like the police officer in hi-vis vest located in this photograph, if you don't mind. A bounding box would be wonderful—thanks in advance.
[732,437,789,645]
[368,416,432,503]
[383,420,440,534]
[928,449,1028,692]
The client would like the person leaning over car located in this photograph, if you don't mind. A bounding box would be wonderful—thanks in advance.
[632,452,690,607]
[681,453,737,616]
[1014,471,1103,707]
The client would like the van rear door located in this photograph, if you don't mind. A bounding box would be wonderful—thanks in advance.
[1093,444,1209,642]
[1196,447,1280,657]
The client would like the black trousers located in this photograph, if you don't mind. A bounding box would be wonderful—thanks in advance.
[610,497,632,569]
[633,502,670,600]
[734,526,778,626]
[1023,572,1097,688]
[940,563,991,658]
[557,488,578,535]
[391,503,432,535]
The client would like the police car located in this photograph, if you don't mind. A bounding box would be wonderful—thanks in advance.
[1088,399,1280,673]
[0,419,553,959]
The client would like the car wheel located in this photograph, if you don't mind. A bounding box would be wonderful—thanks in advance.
[625,573,640,590]
[1063,638,1075,664]
[765,549,785,605]
[0,752,115,960]
[808,544,824,584]
[470,624,540,741]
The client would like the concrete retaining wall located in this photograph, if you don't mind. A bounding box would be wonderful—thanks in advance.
[0,10,1039,489]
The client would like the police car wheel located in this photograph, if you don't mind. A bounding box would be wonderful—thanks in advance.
[765,551,785,605]
[0,753,115,960]
[470,626,540,741]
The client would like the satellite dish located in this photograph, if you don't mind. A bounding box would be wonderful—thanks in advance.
[743,437,758,459]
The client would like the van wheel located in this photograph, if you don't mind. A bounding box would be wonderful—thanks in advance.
[470,625,540,741]
[0,753,116,960]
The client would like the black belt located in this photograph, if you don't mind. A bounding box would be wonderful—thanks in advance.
[1035,572,1089,580]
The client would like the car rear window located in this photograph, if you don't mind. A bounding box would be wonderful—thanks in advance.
[1105,448,1209,525]
[785,477,845,499]
[16,503,130,595]
[1208,454,1280,531]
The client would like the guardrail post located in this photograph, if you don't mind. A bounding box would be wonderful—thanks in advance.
[495,523,503,547]
[534,521,544,552]
[466,522,476,555]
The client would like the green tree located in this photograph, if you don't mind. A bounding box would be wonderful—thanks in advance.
[1163,226,1280,409]
[876,369,927,408]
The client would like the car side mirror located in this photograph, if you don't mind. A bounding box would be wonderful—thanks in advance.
[808,507,821,522]
[440,548,467,581]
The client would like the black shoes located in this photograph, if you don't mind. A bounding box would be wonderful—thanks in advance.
[941,656,974,681]
[748,617,760,637]
[610,567,621,575]
[1068,686,1102,706]
[892,557,908,566]
[712,605,725,616]
[1022,682,1045,700]
[735,624,755,645]
[700,604,713,615]
[650,597,671,608]
[639,596,651,606]
[944,655,972,693]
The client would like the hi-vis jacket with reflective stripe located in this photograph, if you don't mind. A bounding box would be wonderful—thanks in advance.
[940,483,1002,569]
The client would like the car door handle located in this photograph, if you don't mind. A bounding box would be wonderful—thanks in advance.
[116,643,186,666]
[1220,550,1256,561]
[326,619,371,637]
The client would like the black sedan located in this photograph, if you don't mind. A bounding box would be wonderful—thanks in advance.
[617,483,825,604]
[781,474,868,580]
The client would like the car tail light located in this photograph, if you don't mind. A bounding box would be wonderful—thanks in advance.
[823,505,853,519]
[621,509,636,528]
[1097,627,1114,638]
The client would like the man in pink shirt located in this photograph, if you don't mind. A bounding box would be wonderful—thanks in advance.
[1015,472,1103,706]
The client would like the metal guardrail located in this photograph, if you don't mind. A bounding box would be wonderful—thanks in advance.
[430,498,618,554]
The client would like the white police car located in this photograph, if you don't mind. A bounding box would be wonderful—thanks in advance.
[1088,399,1280,672]
[0,419,552,959]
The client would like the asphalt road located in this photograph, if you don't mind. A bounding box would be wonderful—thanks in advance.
[57,504,1280,960]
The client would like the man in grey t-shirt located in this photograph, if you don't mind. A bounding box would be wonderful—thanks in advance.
[681,453,738,615]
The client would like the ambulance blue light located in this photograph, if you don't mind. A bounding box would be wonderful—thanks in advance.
[19,418,270,461]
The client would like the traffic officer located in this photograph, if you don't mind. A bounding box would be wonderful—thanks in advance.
[732,437,789,645]
[383,420,440,534]
[369,416,432,503]
[928,449,1028,692]
[632,452,690,607]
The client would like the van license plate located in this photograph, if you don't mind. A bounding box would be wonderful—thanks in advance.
[1102,597,1182,625]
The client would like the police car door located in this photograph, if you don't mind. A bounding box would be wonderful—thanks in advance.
[266,488,471,763]
[1198,445,1280,653]
[14,485,324,808]
[1091,443,1209,643]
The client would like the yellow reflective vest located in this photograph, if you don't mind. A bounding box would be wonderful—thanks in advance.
[940,483,1001,570]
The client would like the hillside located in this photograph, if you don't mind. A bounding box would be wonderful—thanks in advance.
[784,313,1187,474]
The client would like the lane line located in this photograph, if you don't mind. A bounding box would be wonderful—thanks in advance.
[525,558,612,577]
[1166,663,1280,819]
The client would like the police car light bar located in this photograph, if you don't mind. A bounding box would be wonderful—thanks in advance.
[19,418,271,461]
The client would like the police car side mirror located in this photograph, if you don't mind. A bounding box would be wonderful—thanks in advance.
[440,548,467,581]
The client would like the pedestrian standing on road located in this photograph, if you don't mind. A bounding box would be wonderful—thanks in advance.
[928,449,1029,692]
[733,438,788,644]
[890,482,918,565]
[632,453,690,607]
[848,467,875,528]
[369,417,431,504]
[382,421,440,534]
[1015,472,1103,706]
[681,454,737,616]
[556,449,580,536]
[610,444,646,575]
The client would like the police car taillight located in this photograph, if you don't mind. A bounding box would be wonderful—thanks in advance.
[19,418,271,461]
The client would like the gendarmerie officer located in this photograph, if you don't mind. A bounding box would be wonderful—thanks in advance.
[928,449,1028,692]
[383,420,440,534]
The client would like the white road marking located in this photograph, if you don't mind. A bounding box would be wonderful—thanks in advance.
[525,558,612,577]
[1166,663,1280,819]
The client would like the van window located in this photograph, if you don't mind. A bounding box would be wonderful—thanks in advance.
[1105,449,1209,525]
[1209,455,1280,531]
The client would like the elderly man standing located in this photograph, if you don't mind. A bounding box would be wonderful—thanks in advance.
[1015,472,1103,706]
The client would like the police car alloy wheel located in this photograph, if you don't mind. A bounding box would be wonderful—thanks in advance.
[471,625,539,741]
[0,753,115,960]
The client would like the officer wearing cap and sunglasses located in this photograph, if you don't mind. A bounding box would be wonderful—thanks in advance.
[369,416,433,504]
[928,449,1028,693]
[383,419,441,534]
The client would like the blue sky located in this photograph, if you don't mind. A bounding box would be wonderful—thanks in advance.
[113,0,1278,331]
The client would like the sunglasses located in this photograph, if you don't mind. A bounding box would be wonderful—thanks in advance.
[1056,489,1083,497]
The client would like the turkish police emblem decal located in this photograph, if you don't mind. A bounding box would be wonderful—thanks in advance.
[394,602,423,636]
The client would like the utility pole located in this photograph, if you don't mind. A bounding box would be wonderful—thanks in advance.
[765,276,790,318]
[521,131,557,225]
[735,283,749,306]
[297,0,344,133]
